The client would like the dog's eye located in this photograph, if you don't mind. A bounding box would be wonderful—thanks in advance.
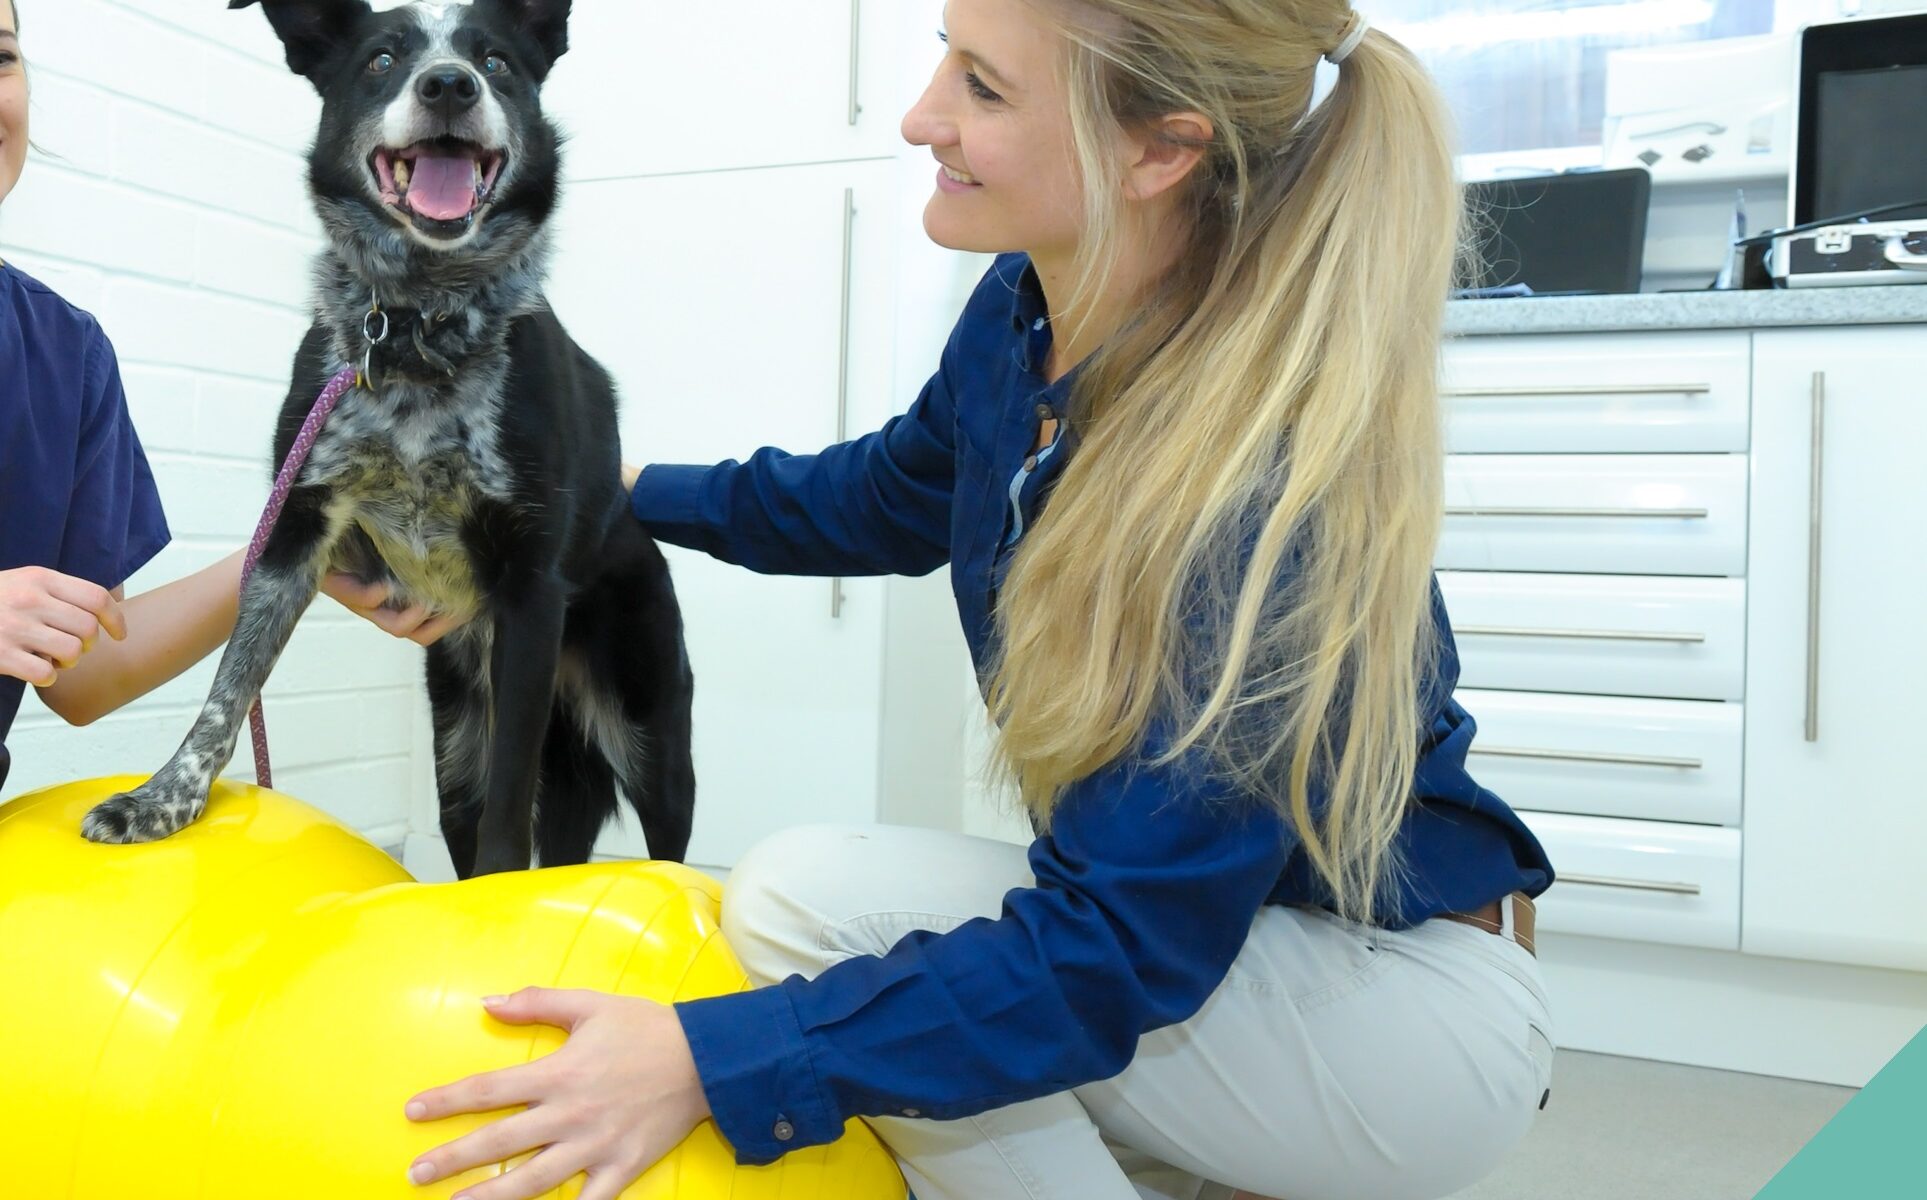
[368,51,396,74]
[483,55,511,77]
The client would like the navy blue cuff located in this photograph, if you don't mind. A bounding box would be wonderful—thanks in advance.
[629,463,712,532]
[675,987,846,1166]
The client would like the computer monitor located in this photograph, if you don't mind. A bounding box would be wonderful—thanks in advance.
[1793,13,1927,226]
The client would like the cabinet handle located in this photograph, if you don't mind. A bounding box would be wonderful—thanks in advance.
[1805,371,1826,742]
[1456,625,1706,644]
[1560,872,1703,896]
[1443,382,1713,398]
[1471,746,1703,770]
[847,0,863,126]
[832,187,857,620]
[1445,506,1709,519]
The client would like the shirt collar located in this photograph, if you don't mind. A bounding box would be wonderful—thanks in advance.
[1002,257,1060,380]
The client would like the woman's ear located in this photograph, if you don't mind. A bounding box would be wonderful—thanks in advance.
[1122,112,1214,203]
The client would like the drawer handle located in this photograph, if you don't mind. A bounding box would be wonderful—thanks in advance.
[1560,872,1703,896]
[1456,625,1706,644]
[1805,372,1825,742]
[1443,383,1714,398]
[1471,746,1703,770]
[1446,506,1709,519]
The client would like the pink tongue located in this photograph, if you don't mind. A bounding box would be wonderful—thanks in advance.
[405,154,477,221]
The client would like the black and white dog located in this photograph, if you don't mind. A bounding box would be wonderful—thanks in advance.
[81,0,695,876]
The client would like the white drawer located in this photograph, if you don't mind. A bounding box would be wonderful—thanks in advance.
[1441,454,1747,577]
[1442,331,1751,454]
[1456,689,1742,825]
[1522,811,1740,950]
[1440,572,1745,701]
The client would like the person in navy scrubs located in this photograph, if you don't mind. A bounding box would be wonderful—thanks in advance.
[0,0,450,794]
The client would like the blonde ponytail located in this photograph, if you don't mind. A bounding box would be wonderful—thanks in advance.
[986,2,1465,924]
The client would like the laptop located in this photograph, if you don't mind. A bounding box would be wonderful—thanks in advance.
[1462,168,1653,296]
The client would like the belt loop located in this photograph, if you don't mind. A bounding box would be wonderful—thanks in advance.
[1500,893,1516,944]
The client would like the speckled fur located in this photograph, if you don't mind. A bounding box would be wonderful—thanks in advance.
[86,0,695,873]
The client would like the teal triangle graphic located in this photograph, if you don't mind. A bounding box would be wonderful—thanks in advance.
[1754,1023,1927,1196]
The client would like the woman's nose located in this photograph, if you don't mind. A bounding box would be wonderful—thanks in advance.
[901,68,955,149]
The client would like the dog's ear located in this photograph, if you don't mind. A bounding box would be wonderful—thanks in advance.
[228,0,373,84]
[483,0,572,80]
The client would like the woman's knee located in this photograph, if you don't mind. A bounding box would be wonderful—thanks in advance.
[721,825,885,983]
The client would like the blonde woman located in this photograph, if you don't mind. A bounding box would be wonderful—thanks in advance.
[406,1,1556,1197]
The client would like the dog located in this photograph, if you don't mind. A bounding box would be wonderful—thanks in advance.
[81,0,696,877]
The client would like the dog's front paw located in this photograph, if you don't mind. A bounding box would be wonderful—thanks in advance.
[81,776,210,844]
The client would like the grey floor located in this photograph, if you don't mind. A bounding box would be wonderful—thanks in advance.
[1446,1051,1856,1200]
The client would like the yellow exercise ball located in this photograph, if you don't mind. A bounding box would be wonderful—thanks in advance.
[0,777,906,1200]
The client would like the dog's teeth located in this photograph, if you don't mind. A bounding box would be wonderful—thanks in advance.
[394,157,412,190]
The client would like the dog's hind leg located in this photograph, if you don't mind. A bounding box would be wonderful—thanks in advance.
[427,635,490,879]
[534,704,618,868]
[83,486,337,844]
[631,657,695,865]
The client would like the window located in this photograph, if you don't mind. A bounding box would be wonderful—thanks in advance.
[1367,0,1778,155]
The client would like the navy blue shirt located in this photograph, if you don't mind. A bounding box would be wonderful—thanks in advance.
[634,254,1553,1164]
[0,263,171,790]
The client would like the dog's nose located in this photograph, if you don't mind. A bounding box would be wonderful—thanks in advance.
[417,67,482,118]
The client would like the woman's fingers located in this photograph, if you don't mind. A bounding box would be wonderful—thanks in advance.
[576,1164,645,1200]
[407,1107,568,1190]
[41,571,124,641]
[0,648,58,688]
[445,1145,588,1200]
[29,627,85,670]
[320,572,392,614]
[320,574,465,645]
[407,1058,551,1123]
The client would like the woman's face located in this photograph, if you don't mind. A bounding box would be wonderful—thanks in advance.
[0,4,25,209]
[901,0,1089,264]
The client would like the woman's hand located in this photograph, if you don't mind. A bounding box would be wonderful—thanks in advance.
[405,988,712,1200]
[320,573,465,647]
[0,567,126,687]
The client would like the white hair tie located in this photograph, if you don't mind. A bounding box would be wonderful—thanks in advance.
[1326,13,1369,65]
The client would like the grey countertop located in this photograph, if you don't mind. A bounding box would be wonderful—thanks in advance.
[1445,285,1927,337]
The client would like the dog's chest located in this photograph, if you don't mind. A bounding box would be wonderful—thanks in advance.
[306,385,516,613]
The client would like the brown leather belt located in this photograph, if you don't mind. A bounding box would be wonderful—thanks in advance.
[1438,891,1537,957]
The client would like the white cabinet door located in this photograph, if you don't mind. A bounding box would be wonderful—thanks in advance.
[1744,327,1927,972]
[544,2,904,181]
[545,160,902,868]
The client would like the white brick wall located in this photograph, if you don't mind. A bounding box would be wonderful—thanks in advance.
[0,0,432,849]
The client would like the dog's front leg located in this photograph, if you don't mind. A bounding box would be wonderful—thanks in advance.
[83,487,338,844]
[468,573,568,875]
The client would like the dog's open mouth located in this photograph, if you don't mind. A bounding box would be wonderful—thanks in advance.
[371,138,506,235]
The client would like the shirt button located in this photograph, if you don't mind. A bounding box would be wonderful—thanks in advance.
[773,1118,796,1142]
[1023,454,1038,471]
[902,1108,922,1118]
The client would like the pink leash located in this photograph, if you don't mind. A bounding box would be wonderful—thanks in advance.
[240,364,360,789]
